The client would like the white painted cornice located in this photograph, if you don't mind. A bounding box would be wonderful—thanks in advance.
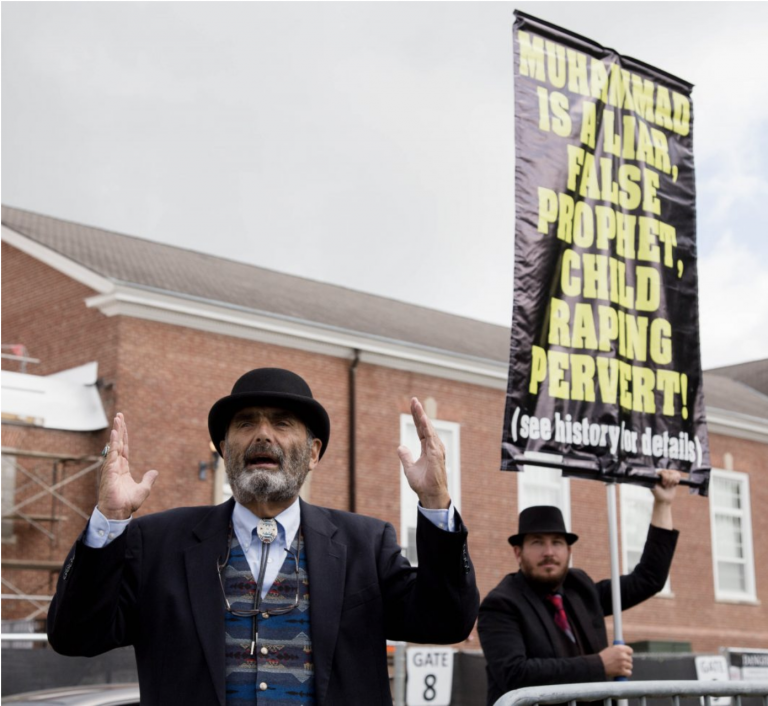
[82,287,768,427]
[85,285,509,390]
[706,407,768,444]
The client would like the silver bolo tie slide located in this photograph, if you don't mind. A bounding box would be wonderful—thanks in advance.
[257,518,278,544]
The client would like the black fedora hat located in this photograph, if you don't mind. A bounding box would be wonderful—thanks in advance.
[508,506,578,546]
[208,368,330,458]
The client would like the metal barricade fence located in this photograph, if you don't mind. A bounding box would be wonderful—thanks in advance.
[494,680,768,706]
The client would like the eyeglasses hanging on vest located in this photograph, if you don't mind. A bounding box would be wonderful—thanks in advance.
[217,518,301,655]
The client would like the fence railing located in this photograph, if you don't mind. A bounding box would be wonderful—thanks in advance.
[494,680,768,706]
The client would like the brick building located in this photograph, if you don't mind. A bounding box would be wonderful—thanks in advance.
[2,205,767,653]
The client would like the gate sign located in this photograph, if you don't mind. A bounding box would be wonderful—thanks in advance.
[695,655,730,706]
[501,11,710,493]
[406,647,454,706]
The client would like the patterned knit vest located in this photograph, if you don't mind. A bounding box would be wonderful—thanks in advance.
[224,530,315,705]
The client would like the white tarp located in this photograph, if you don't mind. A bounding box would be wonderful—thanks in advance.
[1,362,108,431]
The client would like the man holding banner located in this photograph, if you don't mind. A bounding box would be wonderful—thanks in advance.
[478,469,680,705]
[490,9,707,699]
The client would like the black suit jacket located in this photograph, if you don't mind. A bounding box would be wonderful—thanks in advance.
[478,526,678,705]
[47,498,479,706]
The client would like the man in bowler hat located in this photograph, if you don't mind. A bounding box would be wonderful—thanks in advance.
[478,470,680,705]
[48,368,479,706]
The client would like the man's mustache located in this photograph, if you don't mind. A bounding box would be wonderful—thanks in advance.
[242,442,285,467]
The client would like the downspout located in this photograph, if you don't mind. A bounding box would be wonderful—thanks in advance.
[349,349,360,513]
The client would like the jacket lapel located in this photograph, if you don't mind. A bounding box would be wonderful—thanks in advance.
[515,573,561,654]
[564,585,604,653]
[300,500,346,706]
[184,499,233,706]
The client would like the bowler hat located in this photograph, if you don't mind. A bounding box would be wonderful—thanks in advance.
[208,368,330,458]
[508,506,578,546]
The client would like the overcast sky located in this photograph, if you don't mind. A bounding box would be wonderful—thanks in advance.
[3,2,767,370]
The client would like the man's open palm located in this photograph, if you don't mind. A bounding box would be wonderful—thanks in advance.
[97,413,158,520]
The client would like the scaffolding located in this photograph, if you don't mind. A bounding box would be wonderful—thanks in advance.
[1,447,101,621]
[1,344,40,374]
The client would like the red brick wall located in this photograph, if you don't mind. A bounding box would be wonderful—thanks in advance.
[1,243,119,381]
[2,241,767,651]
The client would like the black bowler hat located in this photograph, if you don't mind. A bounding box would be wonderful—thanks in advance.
[208,368,330,458]
[508,506,579,546]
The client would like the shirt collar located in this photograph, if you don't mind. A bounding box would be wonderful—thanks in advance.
[232,497,301,551]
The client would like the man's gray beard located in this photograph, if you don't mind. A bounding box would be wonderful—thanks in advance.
[224,437,312,505]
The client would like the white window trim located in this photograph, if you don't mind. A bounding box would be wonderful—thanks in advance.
[399,414,461,565]
[620,483,672,596]
[709,468,757,602]
[516,452,571,531]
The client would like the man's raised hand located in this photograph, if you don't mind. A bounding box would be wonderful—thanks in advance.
[397,397,451,510]
[648,468,681,530]
[651,468,681,504]
[97,413,158,521]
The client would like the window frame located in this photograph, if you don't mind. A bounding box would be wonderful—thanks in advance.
[709,468,756,602]
[620,482,672,595]
[399,414,461,565]
[516,452,571,530]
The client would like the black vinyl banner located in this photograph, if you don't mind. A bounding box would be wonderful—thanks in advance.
[501,12,710,494]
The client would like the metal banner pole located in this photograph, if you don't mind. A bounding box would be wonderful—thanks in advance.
[605,480,628,682]
[393,641,406,706]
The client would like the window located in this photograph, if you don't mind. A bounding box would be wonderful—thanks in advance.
[399,415,460,565]
[517,452,571,529]
[709,469,756,601]
[620,483,671,594]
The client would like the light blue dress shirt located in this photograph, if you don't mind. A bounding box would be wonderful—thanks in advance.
[84,499,455,599]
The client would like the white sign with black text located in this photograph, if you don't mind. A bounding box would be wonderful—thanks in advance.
[725,648,768,681]
[695,655,730,706]
[406,647,455,706]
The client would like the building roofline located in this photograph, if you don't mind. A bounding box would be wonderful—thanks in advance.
[2,225,113,294]
[4,214,768,435]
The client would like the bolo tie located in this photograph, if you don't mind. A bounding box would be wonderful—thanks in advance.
[249,518,279,655]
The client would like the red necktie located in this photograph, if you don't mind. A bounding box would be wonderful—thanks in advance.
[546,593,576,643]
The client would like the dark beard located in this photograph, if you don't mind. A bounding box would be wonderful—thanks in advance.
[224,437,312,505]
[527,573,565,590]
[520,557,569,590]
